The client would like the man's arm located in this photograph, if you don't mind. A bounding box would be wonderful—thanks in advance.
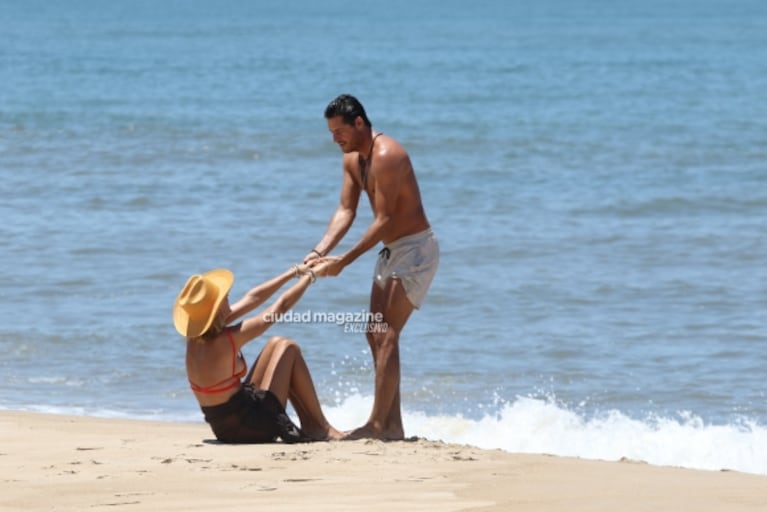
[325,150,404,275]
[304,155,361,263]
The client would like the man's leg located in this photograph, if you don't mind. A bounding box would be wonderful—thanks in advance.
[348,277,415,440]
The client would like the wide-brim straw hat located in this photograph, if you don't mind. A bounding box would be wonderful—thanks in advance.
[173,269,234,338]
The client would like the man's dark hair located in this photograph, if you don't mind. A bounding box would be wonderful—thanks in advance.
[324,94,372,128]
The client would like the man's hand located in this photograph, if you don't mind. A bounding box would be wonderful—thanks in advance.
[308,259,332,278]
[303,250,322,265]
[310,256,344,277]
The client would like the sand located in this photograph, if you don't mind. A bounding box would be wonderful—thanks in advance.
[1,411,765,511]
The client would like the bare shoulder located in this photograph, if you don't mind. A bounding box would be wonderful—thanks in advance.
[376,134,410,168]
[342,152,358,172]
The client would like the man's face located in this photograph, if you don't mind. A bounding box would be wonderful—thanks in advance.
[327,116,363,153]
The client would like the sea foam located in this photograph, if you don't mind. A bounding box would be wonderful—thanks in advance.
[325,394,767,476]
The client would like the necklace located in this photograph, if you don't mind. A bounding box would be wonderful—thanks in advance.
[359,132,382,188]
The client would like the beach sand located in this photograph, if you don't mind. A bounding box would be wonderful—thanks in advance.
[1,411,765,511]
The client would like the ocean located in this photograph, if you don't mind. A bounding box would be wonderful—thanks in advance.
[1,0,766,475]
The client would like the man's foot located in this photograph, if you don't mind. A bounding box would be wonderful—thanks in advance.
[342,422,404,441]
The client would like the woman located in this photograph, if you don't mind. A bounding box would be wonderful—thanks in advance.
[173,262,343,443]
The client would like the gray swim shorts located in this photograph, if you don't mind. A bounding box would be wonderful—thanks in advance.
[373,228,439,309]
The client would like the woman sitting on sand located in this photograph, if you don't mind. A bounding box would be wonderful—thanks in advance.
[173,263,343,443]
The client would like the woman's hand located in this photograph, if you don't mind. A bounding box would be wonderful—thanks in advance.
[308,256,343,277]
[309,259,334,278]
[293,263,312,277]
[292,262,330,280]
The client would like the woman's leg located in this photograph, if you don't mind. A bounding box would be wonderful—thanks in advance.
[248,336,343,440]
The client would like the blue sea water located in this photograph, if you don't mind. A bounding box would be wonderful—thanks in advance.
[1,0,767,475]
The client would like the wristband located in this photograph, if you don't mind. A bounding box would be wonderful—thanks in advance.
[310,249,322,257]
[292,264,300,278]
[307,269,317,283]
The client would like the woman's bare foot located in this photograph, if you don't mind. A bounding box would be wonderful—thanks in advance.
[342,422,404,441]
[325,426,345,441]
[303,425,345,441]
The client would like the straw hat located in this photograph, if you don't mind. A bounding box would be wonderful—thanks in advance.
[173,269,234,337]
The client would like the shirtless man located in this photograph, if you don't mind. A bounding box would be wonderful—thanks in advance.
[304,94,439,440]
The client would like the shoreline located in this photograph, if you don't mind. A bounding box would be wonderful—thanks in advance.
[1,410,766,511]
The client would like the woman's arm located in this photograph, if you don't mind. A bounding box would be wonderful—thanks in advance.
[234,267,321,345]
[227,265,306,324]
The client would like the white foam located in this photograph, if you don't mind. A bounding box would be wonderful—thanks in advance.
[325,394,767,476]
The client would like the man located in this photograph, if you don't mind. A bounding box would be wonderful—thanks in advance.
[304,94,439,440]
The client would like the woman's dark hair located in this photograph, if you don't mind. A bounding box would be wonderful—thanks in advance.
[324,94,372,127]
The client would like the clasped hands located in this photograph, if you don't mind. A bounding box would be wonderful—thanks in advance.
[301,251,345,277]
[292,256,342,282]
